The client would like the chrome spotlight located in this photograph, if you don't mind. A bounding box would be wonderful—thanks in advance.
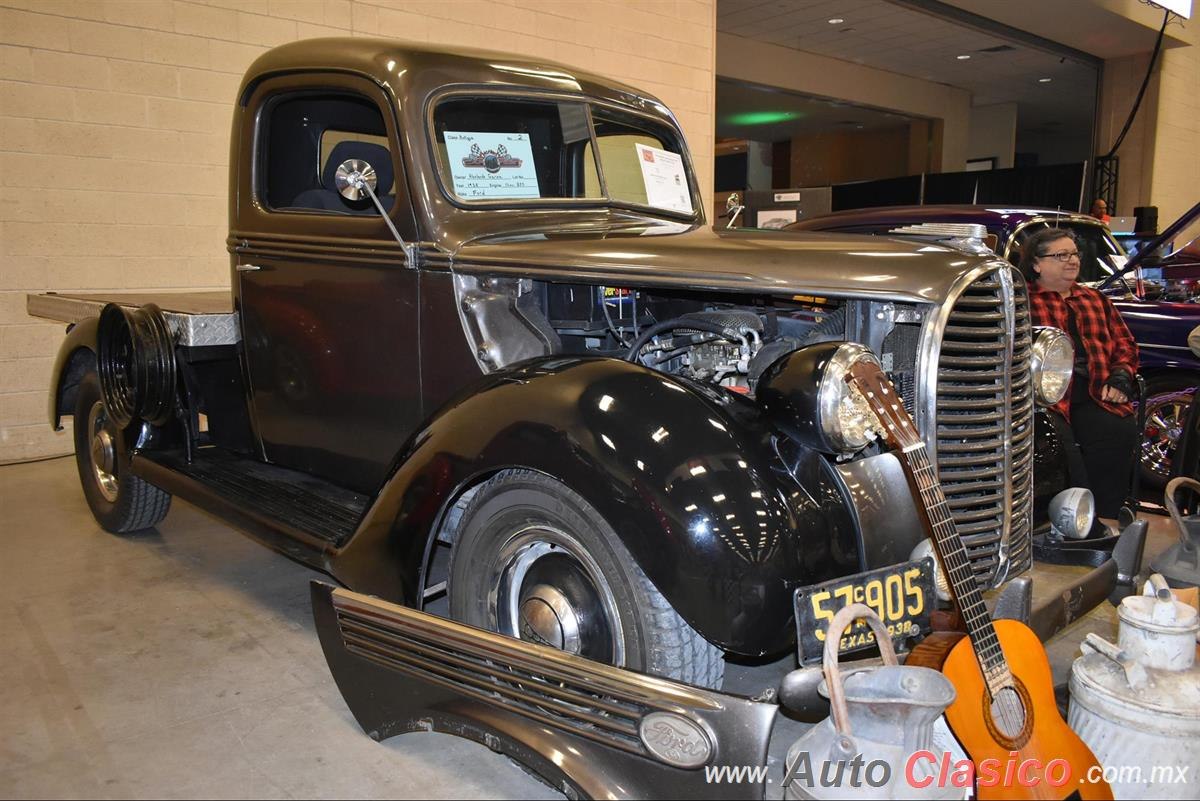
[1049,487,1095,540]
[910,538,951,602]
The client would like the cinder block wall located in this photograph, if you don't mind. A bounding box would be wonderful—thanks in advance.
[1148,43,1199,225]
[1097,24,1200,226]
[0,0,716,463]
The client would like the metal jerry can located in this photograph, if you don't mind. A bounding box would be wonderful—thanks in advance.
[1068,574,1200,799]
[784,603,960,800]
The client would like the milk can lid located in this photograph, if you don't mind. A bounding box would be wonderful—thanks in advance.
[1118,576,1199,634]
[1072,653,1200,724]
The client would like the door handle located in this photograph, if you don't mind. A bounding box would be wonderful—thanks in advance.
[236,264,262,272]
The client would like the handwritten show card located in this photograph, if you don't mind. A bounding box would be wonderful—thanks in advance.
[444,131,540,199]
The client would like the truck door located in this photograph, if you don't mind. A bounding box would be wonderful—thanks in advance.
[232,74,422,494]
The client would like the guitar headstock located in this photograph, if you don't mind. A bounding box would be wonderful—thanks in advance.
[845,358,921,451]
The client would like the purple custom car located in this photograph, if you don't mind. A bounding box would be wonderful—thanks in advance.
[1118,201,1200,303]
[786,204,1200,487]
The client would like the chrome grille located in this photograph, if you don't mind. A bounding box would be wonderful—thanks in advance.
[934,269,1034,589]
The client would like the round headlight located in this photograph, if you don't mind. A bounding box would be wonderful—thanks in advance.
[756,341,879,454]
[1048,487,1095,540]
[1031,327,1074,406]
[910,539,951,602]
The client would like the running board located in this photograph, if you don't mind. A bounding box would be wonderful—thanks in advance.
[311,582,777,800]
[133,447,369,552]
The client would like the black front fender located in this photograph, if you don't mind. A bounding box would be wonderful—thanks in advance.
[48,317,99,430]
[333,356,862,656]
[1034,407,1075,525]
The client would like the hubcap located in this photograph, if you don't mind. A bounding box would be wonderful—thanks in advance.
[518,585,582,652]
[87,401,120,502]
[491,526,625,666]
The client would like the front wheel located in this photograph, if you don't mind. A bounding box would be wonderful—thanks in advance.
[447,470,724,688]
[1140,377,1197,490]
[73,371,171,533]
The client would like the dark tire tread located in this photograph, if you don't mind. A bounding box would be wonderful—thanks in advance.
[109,469,172,533]
[451,469,723,688]
[74,371,171,534]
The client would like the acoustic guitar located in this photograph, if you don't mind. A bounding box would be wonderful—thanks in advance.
[845,357,1111,800]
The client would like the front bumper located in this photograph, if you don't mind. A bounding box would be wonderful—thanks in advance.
[311,520,1144,800]
[311,582,778,800]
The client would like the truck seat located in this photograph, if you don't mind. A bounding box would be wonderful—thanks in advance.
[291,140,395,214]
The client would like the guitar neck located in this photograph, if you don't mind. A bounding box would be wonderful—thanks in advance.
[904,444,1012,695]
[844,359,1013,697]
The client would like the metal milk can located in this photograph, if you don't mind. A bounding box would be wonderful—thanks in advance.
[1068,574,1200,800]
[784,603,960,800]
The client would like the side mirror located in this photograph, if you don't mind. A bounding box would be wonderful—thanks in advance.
[334,159,378,201]
[332,158,415,269]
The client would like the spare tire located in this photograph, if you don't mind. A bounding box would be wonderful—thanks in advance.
[97,302,177,428]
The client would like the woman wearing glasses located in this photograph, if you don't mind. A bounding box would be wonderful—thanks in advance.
[1021,227,1139,519]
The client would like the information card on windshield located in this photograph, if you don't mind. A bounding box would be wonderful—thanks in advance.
[444,131,540,199]
[635,143,693,214]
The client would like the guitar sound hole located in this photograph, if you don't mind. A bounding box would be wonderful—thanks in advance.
[990,686,1027,739]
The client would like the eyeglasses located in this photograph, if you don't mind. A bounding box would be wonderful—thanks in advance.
[1038,249,1081,263]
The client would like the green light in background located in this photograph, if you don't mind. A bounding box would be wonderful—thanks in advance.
[726,110,803,125]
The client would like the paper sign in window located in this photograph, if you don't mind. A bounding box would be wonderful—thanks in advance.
[635,143,693,214]
[444,132,540,199]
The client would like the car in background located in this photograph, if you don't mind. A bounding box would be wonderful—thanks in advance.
[785,205,1200,488]
[1114,200,1200,304]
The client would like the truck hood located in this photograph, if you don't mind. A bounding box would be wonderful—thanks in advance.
[447,218,1000,306]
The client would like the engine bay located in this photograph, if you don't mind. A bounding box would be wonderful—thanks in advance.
[538,281,919,399]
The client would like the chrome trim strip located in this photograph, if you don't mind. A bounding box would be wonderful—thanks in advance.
[997,266,1016,581]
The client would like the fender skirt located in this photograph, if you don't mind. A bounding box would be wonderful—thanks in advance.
[331,356,863,656]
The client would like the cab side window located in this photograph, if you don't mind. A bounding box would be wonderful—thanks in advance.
[262,92,395,215]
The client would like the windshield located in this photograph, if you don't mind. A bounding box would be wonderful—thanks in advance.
[431,95,695,216]
[1148,214,1200,266]
[1010,220,1126,284]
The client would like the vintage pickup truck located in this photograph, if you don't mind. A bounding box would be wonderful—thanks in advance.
[28,38,1138,797]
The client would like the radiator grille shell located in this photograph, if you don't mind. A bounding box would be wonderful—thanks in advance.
[926,267,1034,589]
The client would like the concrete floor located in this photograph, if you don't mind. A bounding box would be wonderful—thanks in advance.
[0,456,1180,799]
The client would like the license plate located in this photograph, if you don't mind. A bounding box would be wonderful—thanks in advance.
[793,558,934,665]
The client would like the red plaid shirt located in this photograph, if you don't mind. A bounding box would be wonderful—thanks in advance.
[1028,282,1138,419]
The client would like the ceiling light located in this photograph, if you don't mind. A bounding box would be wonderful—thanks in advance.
[727,110,802,125]
[828,17,844,24]
[956,54,971,60]
[1038,77,1053,83]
